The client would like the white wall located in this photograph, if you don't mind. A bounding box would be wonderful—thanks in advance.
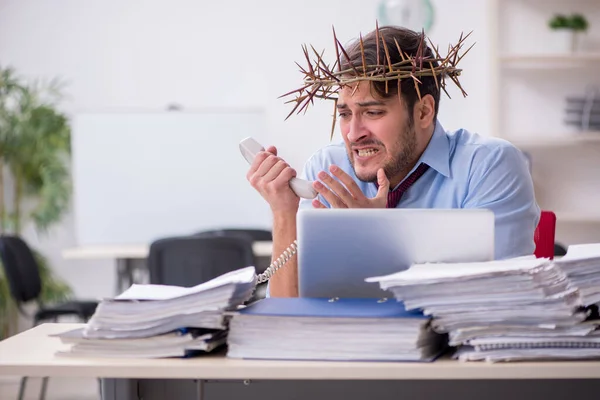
[0,0,494,302]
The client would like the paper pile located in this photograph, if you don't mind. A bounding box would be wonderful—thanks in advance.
[554,243,600,306]
[366,256,600,362]
[54,267,257,358]
[226,297,446,362]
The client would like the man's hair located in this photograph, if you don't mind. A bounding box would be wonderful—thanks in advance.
[340,26,441,121]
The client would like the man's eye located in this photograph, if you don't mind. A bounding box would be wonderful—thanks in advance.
[338,112,350,119]
[366,110,383,116]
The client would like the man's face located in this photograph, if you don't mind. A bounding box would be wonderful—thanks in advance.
[337,81,417,185]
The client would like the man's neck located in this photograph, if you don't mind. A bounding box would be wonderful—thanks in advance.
[389,165,415,189]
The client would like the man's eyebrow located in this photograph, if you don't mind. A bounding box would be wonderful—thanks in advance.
[357,100,386,107]
[336,101,386,109]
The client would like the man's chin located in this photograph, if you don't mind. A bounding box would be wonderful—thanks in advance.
[355,169,379,183]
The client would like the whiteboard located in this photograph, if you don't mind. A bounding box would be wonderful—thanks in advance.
[71,110,273,245]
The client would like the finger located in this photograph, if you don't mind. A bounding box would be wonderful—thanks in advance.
[247,150,272,177]
[265,145,278,156]
[312,198,327,208]
[375,168,390,200]
[317,170,355,206]
[313,180,347,208]
[271,166,297,190]
[328,165,365,199]
[262,159,288,182]
[254,154,282,178]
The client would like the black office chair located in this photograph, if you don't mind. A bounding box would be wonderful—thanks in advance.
[555,243,568,257]
[194,229,272,299]
[148,235,255,287]
[0,235,98,400]
[195,228,272,242]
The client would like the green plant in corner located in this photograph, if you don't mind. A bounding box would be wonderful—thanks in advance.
[0,65,73,339]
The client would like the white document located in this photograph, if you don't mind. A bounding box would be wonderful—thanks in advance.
[115,266,256,300]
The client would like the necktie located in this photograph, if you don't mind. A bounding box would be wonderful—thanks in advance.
[386,163,430,208]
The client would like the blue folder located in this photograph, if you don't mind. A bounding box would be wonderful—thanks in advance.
[239,297,427,319]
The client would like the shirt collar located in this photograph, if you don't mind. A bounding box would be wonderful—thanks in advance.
[417,119,451,178]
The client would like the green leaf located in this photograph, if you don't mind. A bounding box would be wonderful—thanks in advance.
[570,14,589,32]
[549,14,570,30]
[0,64,73,337]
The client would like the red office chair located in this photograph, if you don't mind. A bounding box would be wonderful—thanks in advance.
[534,210,556,259]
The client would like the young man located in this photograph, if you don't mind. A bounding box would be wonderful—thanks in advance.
[246,26,540,297]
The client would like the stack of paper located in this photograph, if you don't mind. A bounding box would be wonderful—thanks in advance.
[226,297,446,362]
[54,266,257,358]
[54,327,227,358]
[554,244,600,306]
[366,257,600,362]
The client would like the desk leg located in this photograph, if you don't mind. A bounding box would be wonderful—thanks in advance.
[196,379,204,400]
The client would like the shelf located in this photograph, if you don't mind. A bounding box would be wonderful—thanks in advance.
[504,132,600,149]
[499,53,600,68]
[556,213,600,224]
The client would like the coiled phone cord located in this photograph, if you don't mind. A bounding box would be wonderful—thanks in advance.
[256,240,298,284]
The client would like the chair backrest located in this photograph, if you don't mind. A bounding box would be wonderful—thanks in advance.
[148,235,255,286]
[0,235,42,304]
[534,210,557,259]
[195,228,272,242]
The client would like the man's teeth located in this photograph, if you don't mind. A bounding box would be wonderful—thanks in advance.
[357,149,378,157]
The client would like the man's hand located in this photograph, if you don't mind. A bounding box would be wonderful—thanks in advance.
[247,146,300,214]
[312,165,389,208]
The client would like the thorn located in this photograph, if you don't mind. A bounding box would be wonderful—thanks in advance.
[394,38,406,62]
[333,25,342,73]
[336,38,360,76]
[278,84,311,99]
[295,61,308,75]
[375,21,381,66]
[330,98,338,141]
[456,42,476,65]
[359,33,367,77]
[427,63,438,90]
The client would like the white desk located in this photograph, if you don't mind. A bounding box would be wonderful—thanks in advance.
[61,242,273,260]
[61,242,273,294]
[2,323,600,380]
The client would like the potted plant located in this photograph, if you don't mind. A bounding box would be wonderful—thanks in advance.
[548,13,589,52]
[0,65,73,339]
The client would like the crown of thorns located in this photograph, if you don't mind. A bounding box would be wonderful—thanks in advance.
[280,24,475,139]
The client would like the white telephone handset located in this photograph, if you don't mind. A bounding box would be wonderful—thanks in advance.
[239,137,315,283]
[239,137,318,199]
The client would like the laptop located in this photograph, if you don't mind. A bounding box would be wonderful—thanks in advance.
[296,208,495,298]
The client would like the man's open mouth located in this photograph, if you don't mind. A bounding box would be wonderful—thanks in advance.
[355,148,379,158]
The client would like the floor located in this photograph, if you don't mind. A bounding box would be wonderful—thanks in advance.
[0,377,98,400]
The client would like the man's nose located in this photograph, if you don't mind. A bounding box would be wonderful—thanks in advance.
[347,115,368,143]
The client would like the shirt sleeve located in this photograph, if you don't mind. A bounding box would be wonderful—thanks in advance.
[462,142,541,259]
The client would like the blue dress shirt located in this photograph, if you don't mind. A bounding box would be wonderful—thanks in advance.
[298,120,541,260]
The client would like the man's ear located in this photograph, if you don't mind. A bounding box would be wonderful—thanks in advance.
[414,94,436,128]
